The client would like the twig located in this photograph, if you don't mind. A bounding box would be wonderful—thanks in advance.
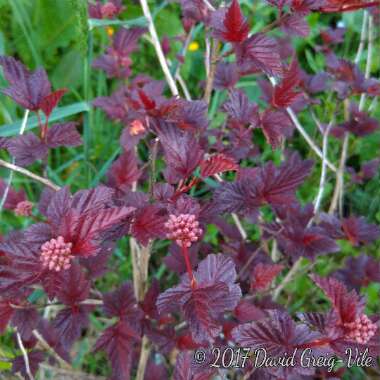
[272,258,303,301]
[237,246,261,280]
[203,39,219,104]
[32,330,71,370]
[313,121,333,213]
[176,73,192,101]
[0,159,60,191]
[231,213,247,240]
[174,27,194,79]
[129,139,158,379]
[202,0,215,11]
[0,110,30,211]
[148,138,160,197]
[287,108,335,172]
[271,239,280,262]
[329,12,371,215]
[354,11,368,64]
[205,36,211,78]
[359,13,374,110]
[135,336,151,380]
[139,0,179,96]
[16,332,35,380]
[268,77,336,172]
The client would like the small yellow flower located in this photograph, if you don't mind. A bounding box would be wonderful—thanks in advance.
[106,27,114,37]
[188,41,199,52]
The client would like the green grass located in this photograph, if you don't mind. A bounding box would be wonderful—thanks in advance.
[0,1,379,378]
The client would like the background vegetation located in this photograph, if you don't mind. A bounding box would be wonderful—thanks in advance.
[0,0,379,378]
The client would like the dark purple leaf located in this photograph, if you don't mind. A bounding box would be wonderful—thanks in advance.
[223,90,260,127]
[107,150,141,193]
[157,254,241,343]
[94,321,141,380]
[12,350,44,378]
[46,122,82,148]
[214,153,313,215]
[211,0,249,43]
[236,33,283,77]
[103,282,142,323]
[7,133,48,166]
[131,204,167,246]
[214,62,240,90]
[158,123,203,184]
[39,88,67,118]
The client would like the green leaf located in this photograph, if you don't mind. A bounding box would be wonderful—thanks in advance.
[88,16,148,30]
[0,102,90,137]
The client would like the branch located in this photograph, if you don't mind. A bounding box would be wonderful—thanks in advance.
[288,108,336,172]
[328,131,349,215]
[0,159,60,191]
[32,330,71,370]
[354,10,368,64]
[313,120,333,213]
[135,336,151,380]
[272,258,303,301]
[329,12,371,215]
[139,0,179,96]
[268,77,337,172]
[16,332,35,380]
[203,39,219,104]
[129,141,158,380]
[359,13,374,110]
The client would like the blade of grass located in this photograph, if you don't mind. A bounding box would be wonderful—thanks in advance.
[90,147,121,187]
[0,102,90,136]
[9,0,41,67]
[88,16,148,30]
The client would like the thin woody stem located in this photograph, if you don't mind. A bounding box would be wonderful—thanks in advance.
[33,330,71,369]
[330,11,372,215]
[16,332,35,380]
[268,76,336,172]
[272,258,303,301]
[182,244,196,287]
[0,159,60,191]
[139,0,179,96]
[203,39,219,105]
[314,120,333,213]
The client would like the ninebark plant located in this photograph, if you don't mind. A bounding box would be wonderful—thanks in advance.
[0,0,380,379]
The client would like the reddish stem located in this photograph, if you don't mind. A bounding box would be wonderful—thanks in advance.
[37,112,49,142]
[295,337,332,349]
[172,177,201,200]
[181,245,196,288]
[320,1,380,12]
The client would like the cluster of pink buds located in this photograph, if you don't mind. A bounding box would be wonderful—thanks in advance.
[40,236,74,272]
[165,213,203,248]
[101,2,118,18]
[14,200,33,216]
[344,314,378,344]
[130,119,146,136]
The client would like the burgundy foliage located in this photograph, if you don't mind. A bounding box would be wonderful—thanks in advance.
[1,1,380,379]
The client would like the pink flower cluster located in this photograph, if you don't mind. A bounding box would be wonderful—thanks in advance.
[14,200,33,216]
[101,2,118,18]
[40,236,74,272]
[165,213,203,248]
[344,314,378,344]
